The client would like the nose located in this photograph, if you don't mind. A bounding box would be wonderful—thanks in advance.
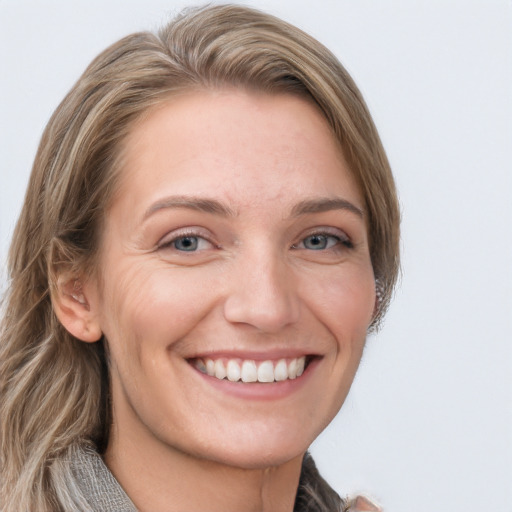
[223,250,300,333]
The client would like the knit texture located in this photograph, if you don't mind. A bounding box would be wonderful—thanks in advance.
[68,446,380,511]
[70,445,137,512]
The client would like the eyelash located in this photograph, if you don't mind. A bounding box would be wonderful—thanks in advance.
[158,229,216,252]
[158,228,353,253]
[292,230,353,252]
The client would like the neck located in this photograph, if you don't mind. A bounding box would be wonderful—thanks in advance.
[104,424,303,512]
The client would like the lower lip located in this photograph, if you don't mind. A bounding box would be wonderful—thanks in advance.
[189,357,320,401]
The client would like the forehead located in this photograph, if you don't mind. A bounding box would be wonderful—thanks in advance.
[114,89,363,217]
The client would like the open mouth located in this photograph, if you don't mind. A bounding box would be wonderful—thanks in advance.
[189,355,315,383]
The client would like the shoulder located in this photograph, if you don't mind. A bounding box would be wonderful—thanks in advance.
[346,495,382,511]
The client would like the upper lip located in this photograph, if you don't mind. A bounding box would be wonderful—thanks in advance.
[186,349,320,361]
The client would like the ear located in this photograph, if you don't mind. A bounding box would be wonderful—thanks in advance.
[52,275,103,342]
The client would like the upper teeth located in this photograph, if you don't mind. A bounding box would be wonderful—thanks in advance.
[194,356,306,383]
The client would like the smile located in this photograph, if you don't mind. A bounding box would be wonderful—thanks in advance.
[191,356,308,383]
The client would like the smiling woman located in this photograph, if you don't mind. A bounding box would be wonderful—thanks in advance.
[0,5,399,512]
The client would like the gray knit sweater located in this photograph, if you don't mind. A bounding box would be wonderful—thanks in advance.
[69,445,380,512]
[70,445,137,512]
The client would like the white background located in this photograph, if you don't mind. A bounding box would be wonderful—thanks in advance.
[1,1,511,511]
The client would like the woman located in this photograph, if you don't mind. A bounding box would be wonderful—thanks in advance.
[0,5,399,512]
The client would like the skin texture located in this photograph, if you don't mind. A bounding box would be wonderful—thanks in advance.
[57,90,376,512]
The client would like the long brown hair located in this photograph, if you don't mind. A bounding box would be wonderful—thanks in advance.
[0,5,399,511]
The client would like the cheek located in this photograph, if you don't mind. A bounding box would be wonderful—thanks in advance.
[313,269,374,405]
[99,264,220,354]
[301,264,376,339]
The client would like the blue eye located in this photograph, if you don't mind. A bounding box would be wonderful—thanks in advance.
[302,234,339,250]
[158,229,215,254]
[173,236,199,251]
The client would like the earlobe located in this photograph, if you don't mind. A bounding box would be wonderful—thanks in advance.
[52,277,103,343]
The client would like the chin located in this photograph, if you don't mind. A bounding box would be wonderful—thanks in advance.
[205,444,307,470]
[188,420,324,470]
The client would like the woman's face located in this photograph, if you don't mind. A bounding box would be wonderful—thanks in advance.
[88,89,375,468]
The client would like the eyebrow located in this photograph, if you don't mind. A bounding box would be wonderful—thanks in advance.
[290,197,364,218]
[143,196,236,220]
[143,195,364,222]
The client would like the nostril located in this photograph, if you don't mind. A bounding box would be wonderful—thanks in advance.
[223,287,300,333]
